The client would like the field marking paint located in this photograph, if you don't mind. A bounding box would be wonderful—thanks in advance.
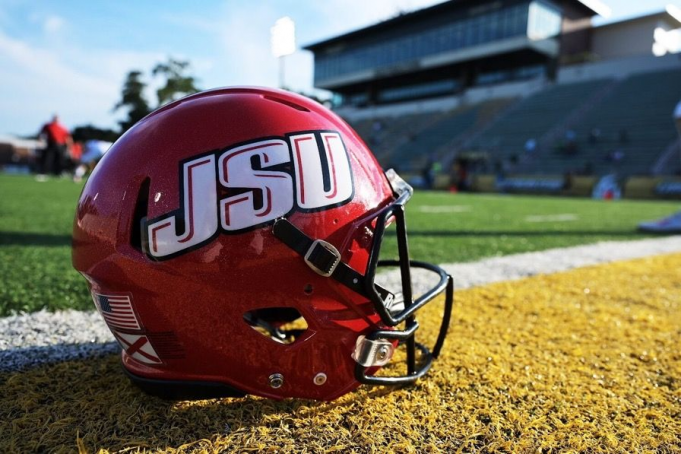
[525,214,578,223]
[418,205,471,214]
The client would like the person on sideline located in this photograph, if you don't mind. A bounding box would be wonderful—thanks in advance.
[38,114,72,178]
[638,99,681,233]
[73,139,113,182]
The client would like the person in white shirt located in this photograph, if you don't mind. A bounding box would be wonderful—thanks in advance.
[638,100,681,233]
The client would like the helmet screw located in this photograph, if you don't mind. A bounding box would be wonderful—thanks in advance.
[269,373,284,389]
[377,345,391,361]
[314,373,327,386]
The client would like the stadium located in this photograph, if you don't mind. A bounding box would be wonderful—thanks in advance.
[304,0,681,198]
[1,1,681,452]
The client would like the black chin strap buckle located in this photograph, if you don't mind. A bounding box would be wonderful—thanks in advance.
[304,239,341,277]
[272,218,381,298]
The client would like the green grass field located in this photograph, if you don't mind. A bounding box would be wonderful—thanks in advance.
[0,174,678,316]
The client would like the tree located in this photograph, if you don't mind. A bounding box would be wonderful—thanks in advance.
[152,58,200,107]
[72,125,119,143]
[113,70,151,133]
[112,59,200,134]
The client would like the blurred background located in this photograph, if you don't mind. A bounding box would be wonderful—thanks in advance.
[1,0,680,199]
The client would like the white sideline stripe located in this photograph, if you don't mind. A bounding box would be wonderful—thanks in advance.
[2,236,681,372]
[525,214,578,223]
[418,205,471,214]
[441,235,681,290]
[377,236,681,303]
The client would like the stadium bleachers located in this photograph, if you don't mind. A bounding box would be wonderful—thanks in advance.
[466,79,612,162]
[345,111,445,167]
[531,69,681,176]
[350,99,514,172]
[344,68,681,181]
[388,105,479,170]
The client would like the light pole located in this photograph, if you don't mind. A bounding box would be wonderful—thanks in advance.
[270,17,296,89]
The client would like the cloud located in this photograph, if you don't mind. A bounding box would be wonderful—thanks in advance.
[43,15,64,34]
[0,31,114,134]
[217,4,280,86]
[160,13,220,34]
[0,28,168,134]
[162,4,301,91]
[0,29,111,97]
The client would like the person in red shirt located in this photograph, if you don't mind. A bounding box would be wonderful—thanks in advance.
[38,114,72,176]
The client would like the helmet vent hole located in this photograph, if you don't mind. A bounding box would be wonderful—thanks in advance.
[130,177,150,253]
[262,95,310,112]
[243,307,309,345]
[303,284,314,295]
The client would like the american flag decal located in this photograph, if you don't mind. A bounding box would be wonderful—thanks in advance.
[92,292,141,330]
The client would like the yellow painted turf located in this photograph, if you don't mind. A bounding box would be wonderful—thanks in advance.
[2,254,680,453]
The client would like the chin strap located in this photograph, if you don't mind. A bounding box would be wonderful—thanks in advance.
[272,219,393,301]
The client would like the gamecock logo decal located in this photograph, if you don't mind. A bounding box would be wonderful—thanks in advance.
[145,130,354,259]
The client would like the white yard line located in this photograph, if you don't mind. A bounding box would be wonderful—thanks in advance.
[525,214,578,223]
[418,205,471,214]
[2,236,681,372]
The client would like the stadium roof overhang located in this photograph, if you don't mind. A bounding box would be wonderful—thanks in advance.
[592,7,681,33]
[668,4,681,26]
[314,36,559,91]
[578,0,611,18]
[304,0,610,51]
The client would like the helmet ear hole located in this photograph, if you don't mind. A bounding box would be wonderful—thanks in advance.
[243,308,309,344]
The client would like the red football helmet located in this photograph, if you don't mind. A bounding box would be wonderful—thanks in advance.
[72,87,453,401]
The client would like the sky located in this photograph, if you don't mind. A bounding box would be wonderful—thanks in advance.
[0,0,678,136]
